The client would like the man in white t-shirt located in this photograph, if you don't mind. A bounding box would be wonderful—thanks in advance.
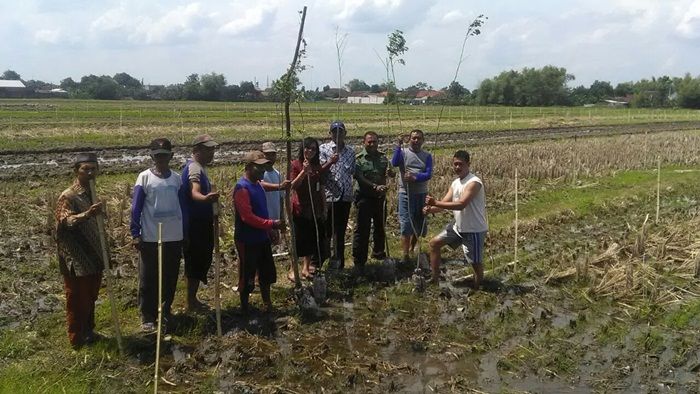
[423,150,488,288]
[259,142,291,247]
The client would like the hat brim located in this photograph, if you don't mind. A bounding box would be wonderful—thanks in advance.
[198,141,219,147]
[251,158,270,165]
[151,149,172,155]
[261,148,277,153]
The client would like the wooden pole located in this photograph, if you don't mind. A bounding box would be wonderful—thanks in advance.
[283,5,308,289]
[212,195,222,337]
[655,157,661,224]
[514,168,519,270]
[154,223,163,394]
[88,179,124,356]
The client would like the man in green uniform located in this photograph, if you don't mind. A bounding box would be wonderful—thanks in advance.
[352,131,394,275]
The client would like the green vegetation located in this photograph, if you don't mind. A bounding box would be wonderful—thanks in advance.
[1,99,699,151]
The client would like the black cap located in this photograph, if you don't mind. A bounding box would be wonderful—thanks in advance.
[149,138,173,155]
[329,121,346,132]
[74,152,98,166]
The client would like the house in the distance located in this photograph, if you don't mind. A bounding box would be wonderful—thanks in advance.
[411,89,445,105]
[0,80,27,98]
[347,91,386,104]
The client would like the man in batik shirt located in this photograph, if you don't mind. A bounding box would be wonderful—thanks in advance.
[55,152,106,349]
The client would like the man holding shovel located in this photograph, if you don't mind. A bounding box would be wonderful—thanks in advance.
[352,131,394,276]
[55,152,106,349]
[181,134,219,312]
[424,150,488,288]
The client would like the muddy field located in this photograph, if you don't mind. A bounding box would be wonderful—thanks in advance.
[1,124,700,393]
[2,121,700,180]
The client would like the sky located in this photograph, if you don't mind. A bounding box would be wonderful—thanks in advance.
[1,0,699,90]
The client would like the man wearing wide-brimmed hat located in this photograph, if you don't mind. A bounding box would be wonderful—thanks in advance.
[232,150,284,313]
[55,152,106,348]
[181,134,220,312]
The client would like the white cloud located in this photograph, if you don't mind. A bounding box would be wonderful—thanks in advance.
[34,28,62,44]
[676,0,700,39]
[442,10,463,24]
[90,2,209,45]
[218,3,275,36]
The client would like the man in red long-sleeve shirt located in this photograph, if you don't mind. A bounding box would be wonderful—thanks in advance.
[232,150,284,312]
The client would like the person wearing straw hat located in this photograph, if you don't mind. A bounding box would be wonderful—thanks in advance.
[181,134,219,312]
[55,152,106,348]
[319,121,353,269]
[130,138,185,332]
[424,150,488,287]
[232,150,284,313]
[259,141,291,250]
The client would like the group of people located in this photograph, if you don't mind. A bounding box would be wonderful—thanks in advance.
[54,121,488,348]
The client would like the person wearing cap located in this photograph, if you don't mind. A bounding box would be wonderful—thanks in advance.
[232,150,284,312]
[319,121,351,269]
[181,134,219,312]
[130,138,185,332]
[259,142,291,249]
[55,152,106,348]
[352,131,395,276]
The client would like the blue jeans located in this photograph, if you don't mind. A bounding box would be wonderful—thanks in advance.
[397,192,427,237]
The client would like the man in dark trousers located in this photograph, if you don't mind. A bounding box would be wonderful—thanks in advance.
[232,151,284,312]
[352,131,394,276]
[55,152,106,348]
[181,134,220,312]
[319,121,353,269]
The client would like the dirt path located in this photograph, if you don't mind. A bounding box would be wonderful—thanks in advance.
[2,121,699,180]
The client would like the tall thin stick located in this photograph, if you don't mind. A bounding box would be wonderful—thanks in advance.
[655,156,661,224]
[283,6,308,289]
[88,179,124,355]
[212,192,222,338]
[154,222,163,394]
[514,168,519,270]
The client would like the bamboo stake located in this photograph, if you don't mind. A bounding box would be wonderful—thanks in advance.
[88,179,124,356]
[514,168,519,271]
[154,222,163,394]
[656,156,661,224]
[283,5,308,289]
[212,189,222,338]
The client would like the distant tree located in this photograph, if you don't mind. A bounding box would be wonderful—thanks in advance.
[369,84,382,93]
[322,84,331,92]
[1,70,21,80]
[674,73,700,108]
[588,80,614,101]
[113,72,142,88]
[200,72,227,101]
[238,81,259,100]
[445,81,469,105]
[346,78,370,92]
[569,85,592,106]
[24,79,55,91]
[79,75,119,99]
[614,82,634,97]
[183,74,201,100]
[60,77,78,91]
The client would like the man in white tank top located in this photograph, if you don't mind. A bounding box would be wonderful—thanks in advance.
[424,150,488,288]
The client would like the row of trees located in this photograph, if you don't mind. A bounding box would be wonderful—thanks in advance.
[3,68,700,108]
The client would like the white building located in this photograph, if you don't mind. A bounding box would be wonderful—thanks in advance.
[347,91,385,104]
